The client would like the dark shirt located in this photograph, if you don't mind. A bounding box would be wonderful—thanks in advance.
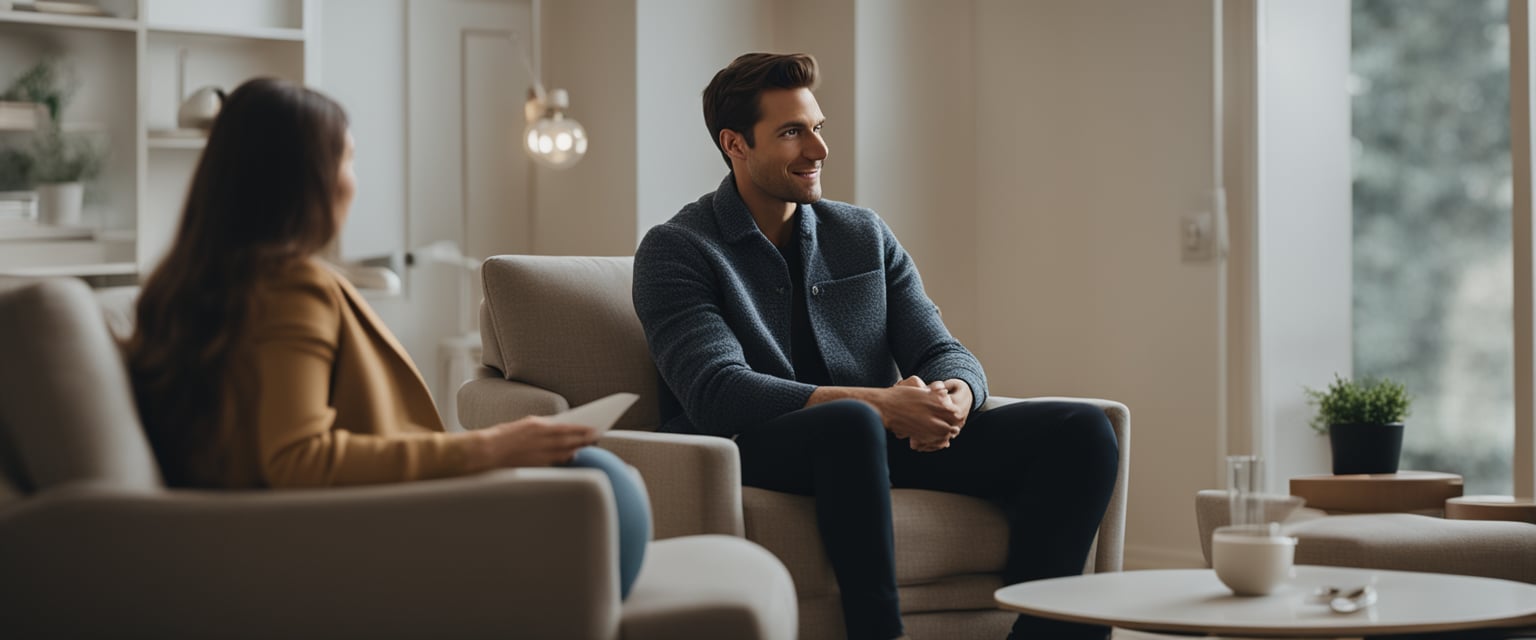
[777,223,833,387]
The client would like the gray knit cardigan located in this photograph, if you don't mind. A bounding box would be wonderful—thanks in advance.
[633,174,987,436]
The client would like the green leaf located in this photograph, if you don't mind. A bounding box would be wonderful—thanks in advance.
[1303,373,1413,435]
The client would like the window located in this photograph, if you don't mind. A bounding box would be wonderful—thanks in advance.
[1350,0,1512,494]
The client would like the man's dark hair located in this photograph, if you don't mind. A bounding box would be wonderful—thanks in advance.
[702,52,819,170]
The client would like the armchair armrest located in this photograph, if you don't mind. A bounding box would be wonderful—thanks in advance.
[456,371,744,540]
[983,395,1131,573]
[0,469,621,639]
[599,430,744,539]
[457,368,570,430]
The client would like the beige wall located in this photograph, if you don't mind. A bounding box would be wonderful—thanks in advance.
[635,0,769,235]
[973,0,1223,568]
[537,0,639,255]
[853,0,979,344]
[771,0,858,203]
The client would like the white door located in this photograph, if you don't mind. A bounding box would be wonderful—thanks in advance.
[401,0,533,427]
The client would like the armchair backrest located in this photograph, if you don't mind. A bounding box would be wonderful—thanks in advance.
[479,255,660,430]
[0,277,162,499]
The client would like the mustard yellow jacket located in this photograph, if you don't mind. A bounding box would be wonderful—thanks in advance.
[213,258,473,488]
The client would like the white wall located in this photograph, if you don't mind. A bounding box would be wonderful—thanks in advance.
[974,0,1223,568]
[1255,0,1351,488]
[635,0,768,236]
[323,0,406,263]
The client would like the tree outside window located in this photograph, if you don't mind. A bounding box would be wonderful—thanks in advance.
[1352,0,1512,494]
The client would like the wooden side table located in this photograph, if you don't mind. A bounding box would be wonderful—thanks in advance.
[1446,495,1536,524]
[1289,471,1463,515]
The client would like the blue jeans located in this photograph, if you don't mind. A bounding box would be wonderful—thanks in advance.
[567,446,651,599]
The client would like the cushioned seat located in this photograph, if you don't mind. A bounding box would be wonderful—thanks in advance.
[1195,489,1536,584]
[0,275,797,640]
[459,254,1133,640]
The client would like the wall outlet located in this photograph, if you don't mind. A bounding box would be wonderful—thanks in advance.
[1181,211,1215,262]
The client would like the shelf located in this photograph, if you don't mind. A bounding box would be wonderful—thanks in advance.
[0,8,138,32]
[0,260,136,278]
[147,23,304,42]
[0,101,46,131]
[148,137,205,149]
[0,220,94,242]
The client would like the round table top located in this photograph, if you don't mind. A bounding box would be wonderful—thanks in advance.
[994,566,1536,637]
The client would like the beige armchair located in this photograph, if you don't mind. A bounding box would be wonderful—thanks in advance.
[458,254,1132,640]
[0,276,796,640]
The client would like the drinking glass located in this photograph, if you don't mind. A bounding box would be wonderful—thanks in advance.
[1227,454,1264,531]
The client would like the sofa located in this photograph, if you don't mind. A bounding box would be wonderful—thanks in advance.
[457,254,1133,640]
[1194,489,1536,584]
[0,275,797,639]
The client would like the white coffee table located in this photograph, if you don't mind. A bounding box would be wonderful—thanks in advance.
[995,565,1536,638]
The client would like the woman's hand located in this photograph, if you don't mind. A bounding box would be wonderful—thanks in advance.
[471,416,599,469]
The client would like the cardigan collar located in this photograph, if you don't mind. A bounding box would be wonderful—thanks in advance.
[714,173,818,247]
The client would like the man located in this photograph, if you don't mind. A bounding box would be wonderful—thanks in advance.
[632,52,1118,640]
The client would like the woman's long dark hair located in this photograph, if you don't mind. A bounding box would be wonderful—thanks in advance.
[128,78,349,486]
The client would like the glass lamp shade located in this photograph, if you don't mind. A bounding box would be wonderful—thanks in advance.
[523,112,588,169]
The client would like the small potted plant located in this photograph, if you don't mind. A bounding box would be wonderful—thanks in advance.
[1304,374,1413,475]
[28,131,102,225]
[3,58,104,226]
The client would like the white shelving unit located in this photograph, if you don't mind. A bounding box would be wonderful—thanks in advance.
[0,0,316,280]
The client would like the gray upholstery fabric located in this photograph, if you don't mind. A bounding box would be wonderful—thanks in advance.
[456,368,570,427]
[464,254,1134,640]
[0,275,796,639]
[744,487,1010,598]
[1289,513,1536,583]
[600,429,746,539]
[1194,489,1536,584]
[0,277,160,495]
[457,373,747,540]
[622,534,798,640]
[479,255,659,430]
[1,469,623,639]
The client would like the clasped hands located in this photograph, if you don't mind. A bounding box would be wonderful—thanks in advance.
[882,375,972,452]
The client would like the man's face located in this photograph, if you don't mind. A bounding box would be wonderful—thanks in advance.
[738,87,828,205]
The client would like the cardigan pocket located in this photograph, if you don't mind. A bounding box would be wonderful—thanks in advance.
[809,269,888,377]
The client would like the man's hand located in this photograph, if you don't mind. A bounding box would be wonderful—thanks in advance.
[881,376,960,450]
[941,378,973,425]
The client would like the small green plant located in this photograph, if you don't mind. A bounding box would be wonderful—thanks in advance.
[2,58,73,125]
[28,131,103,184]
[0,147,33,191]
[1,60,103,186]
[1304,374,1413,435]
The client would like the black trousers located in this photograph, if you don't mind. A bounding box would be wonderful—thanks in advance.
[735,398,1120,640]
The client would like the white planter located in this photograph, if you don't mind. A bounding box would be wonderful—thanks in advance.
[36,182,83,227]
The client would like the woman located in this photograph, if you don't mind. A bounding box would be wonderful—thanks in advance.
[128,77,649,597]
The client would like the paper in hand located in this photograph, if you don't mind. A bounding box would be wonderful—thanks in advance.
[547,392,639,434]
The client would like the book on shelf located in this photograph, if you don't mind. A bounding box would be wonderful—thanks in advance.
[0,102,46,132]
[0,191,37,221]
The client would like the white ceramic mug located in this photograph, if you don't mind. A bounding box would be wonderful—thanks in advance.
[1212,525,1297,596]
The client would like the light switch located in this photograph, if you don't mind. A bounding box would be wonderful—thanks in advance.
[1181,211,1215,263]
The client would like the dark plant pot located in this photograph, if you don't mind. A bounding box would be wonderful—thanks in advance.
[1329,422,1405,475]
